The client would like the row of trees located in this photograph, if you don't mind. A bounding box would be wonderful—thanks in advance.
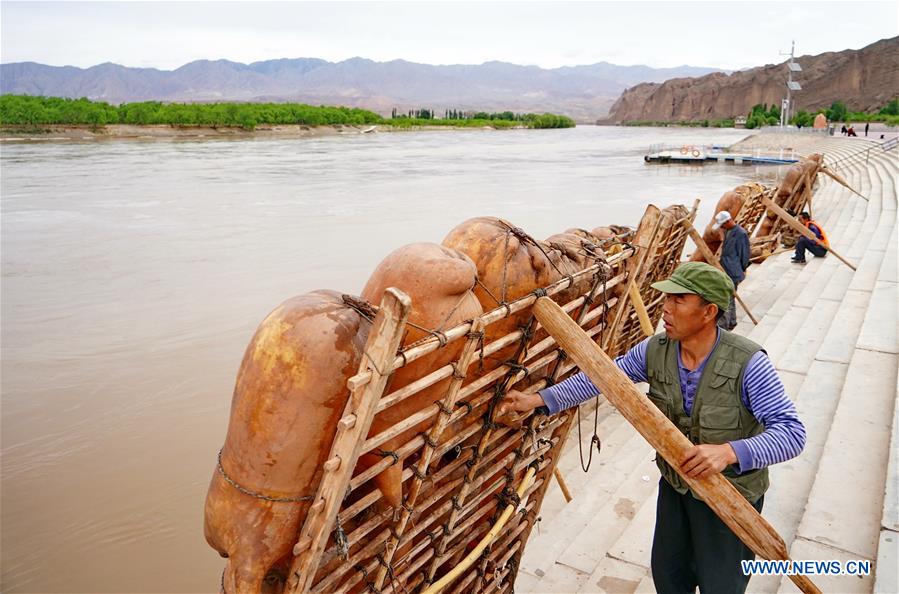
[1,95,577,130]
[389,107,574,127]
[744,99,899,129]
[743,103,782,129]
[0,95,383,129]
[392,108,529,122]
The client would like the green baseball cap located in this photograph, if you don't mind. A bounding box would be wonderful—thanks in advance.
[650,262,734,312]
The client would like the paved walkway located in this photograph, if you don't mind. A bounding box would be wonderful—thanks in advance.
[515,134,898,594]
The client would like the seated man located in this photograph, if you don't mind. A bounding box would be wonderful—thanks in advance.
[792,212,829,264]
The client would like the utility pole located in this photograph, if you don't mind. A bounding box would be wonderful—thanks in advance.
[780,40,802,127]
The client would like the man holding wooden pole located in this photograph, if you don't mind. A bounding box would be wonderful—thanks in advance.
[498,262,807,594]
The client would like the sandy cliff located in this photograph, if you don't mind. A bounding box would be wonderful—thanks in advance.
[604,36,899,123]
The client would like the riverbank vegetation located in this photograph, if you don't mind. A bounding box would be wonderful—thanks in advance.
[745,99,899,129]
[0,95,575,131]
[391,108,575,129]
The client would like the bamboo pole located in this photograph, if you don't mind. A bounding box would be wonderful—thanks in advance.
[821,166,869,201]
[798,153,869,201]
[761,195,857,271]
[553,467,573,502]
[531,296,822,594]
[421,467,537,594]
[679,219,760,325]
[628,282,655,337]
[286,288,412,594]
[603,213,663,351]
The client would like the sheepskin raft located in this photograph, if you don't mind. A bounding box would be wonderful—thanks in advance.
[204,202,697,594]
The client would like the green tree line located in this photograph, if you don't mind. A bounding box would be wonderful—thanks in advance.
[745,99,899,129]
[391,106,575,128]
[0,95,576,130]
[0,95,382,129]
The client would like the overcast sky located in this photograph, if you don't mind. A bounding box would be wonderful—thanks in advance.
[1,1,896,71]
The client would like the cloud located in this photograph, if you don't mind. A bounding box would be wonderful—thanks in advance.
[1,1,896,70]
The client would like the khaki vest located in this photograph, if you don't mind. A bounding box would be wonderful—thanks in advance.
[645,331,769,503]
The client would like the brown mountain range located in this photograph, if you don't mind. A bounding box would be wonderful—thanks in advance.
[0,58,724,122]
[603,36,899,123]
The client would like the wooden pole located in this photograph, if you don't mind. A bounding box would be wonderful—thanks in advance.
[761,195,856,271]
[679,219,760,325]
[286,288,412,594]
[553,467,573,502]
[603,214,663,350]
[531,297,822,594]
[820,166,869,201]
[628,283,656,337]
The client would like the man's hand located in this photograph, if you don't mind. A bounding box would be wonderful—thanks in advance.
[495,389,546,427]
[679,443,738,479]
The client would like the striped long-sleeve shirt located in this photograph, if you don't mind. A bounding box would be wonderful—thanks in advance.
[538,333,806,473]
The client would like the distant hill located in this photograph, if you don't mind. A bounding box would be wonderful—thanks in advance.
[0,58,723,122]
[603,36,899,123]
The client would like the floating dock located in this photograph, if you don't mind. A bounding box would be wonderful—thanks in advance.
[644,144,800,165]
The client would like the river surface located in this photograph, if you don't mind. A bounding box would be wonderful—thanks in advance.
[1,125,787,592]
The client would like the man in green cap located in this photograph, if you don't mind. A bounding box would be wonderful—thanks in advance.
[498,261,806,594]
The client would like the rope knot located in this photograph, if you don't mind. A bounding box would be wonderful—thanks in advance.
[342,294,378,321]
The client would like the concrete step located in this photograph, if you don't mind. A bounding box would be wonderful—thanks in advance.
[873,373,898,594]
[576,555,651,594]
[758,279,825,364]
[735,263,802,329]
[515,558,590,594]
[634,573,656,594]
[745,359,848,593]
[872,151,899,594]
[856,278,898,356]
[539,401,629,526]
[553,441,657,574]
[775,298,841,374]
[780,347,898,593]
[775,153,896,593]
[518,420,649,581]
[517,434,655,593]
[604,486,657,569]
[812,289,871,364]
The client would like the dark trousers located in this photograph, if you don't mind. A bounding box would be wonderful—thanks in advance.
[717,280,740,331]
[651,478,764,594]
[794,236,827,260]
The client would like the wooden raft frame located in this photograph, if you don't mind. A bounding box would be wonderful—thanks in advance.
[752,161,821,257]
[283,203,695,594]
[604,201,699,357]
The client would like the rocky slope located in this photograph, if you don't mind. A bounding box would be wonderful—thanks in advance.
[603,36,899,123]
